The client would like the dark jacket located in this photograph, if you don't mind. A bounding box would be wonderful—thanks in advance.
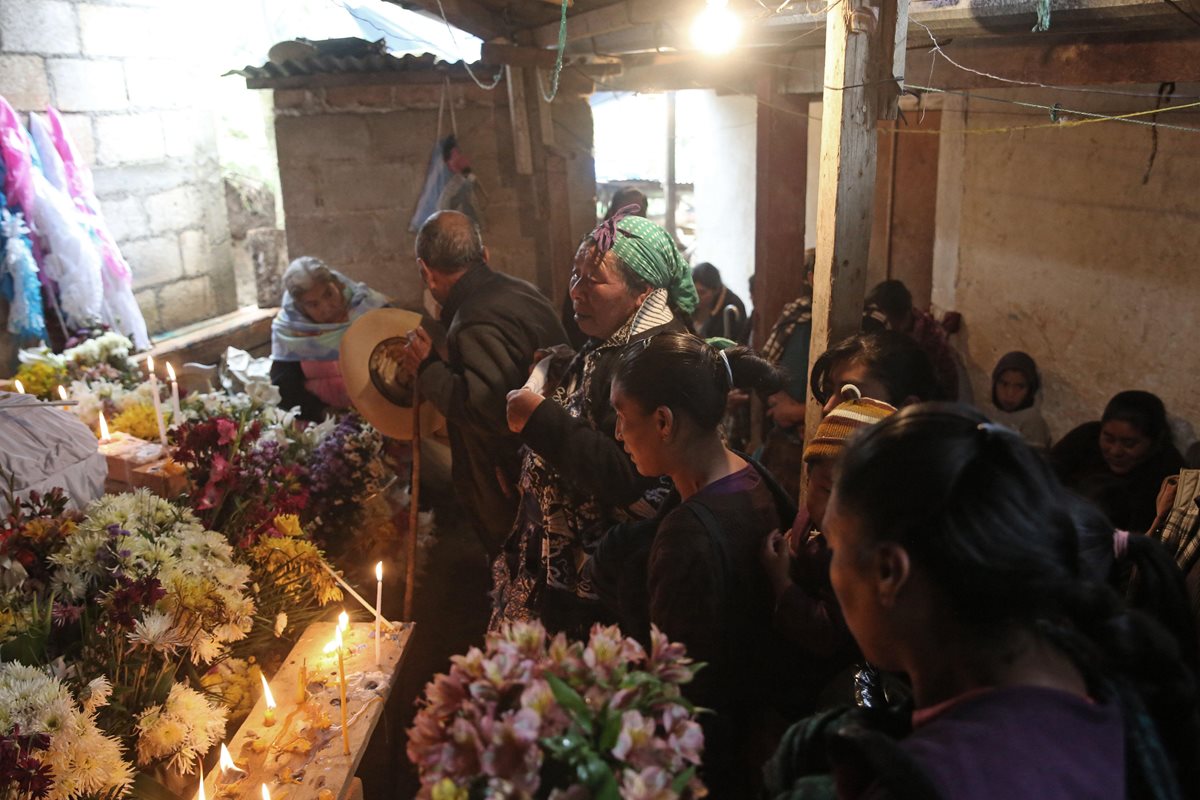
[698,286,749,343]
[417,265,567,555]
[1051,421,1184,532]
[270,360,326,422]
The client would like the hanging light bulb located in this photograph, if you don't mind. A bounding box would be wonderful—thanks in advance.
[691,0,742,55]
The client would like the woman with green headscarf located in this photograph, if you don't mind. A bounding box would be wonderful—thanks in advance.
[495,211,699,636]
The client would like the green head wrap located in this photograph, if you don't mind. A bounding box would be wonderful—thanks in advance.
[589,214,699,314]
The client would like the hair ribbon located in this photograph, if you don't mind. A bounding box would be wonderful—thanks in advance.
[718,349,734,387]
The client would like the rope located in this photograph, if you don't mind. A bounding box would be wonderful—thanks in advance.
[537,0,571,102]
[432,0,503,90]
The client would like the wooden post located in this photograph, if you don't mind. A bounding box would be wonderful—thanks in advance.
[664,91,677,242]
[805,0,909,443]
[506,66,534,176]
[752,71,809,349]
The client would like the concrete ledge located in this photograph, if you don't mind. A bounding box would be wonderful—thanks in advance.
[138,306,278,369]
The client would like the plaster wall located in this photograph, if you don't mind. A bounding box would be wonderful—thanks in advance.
[272,80,595,312]
[932,86,1200,442]
[0,0,238,356]
[688,91,757,311]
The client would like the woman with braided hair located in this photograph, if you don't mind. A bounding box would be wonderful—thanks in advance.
[590,331,796,796]
[495,212,698,637]
[765,404,1200,800]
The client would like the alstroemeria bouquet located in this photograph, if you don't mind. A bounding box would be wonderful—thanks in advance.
[408,622,707,800]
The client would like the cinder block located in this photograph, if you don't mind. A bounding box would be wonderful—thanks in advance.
[94,113,165,165]
[160,110,203,159]
[48,58,127,112]
[144,185,203,234]
[275,114,369,162]
[274,89,313,111]
[319,162,413,213]
[179,229,208,275]
[0,0,79,55]
[125,59,195,109]
[324,84,394,110]
[157,276,216,330]
[79,4,176,59]
[367,111,436,161]
[124,235,183,288]
[58,113,95,166]
[99,195,147,242]
[93,161,191,198]
[0,55,50,111]
[278,165,324,218]
[134,287,160,333]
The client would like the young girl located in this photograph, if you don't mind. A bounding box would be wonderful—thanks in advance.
[987,351,1051,448]
[591,332,795,796]
[765,405,1200,799]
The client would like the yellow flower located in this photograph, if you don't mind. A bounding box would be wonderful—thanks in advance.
[249,537,342,606]
[431,778,468,800]
[14,361,67,400]
[111,403,171,441]
[273,514,304,538]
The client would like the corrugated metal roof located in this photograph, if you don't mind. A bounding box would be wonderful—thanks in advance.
[226,39,486,85]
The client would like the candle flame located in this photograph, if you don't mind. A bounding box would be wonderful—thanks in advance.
[98,413,110,441]
[13,379,25,394]
[375,561,383,581]
[261,784,270,800]
[338,610,349,632]
[167,362,177,381]
[198,777,206,800]
[335,627,343,648]
[323,638,337,654]
[260,673,276,709]
[218,743,242,773]
[147,355,155,373]
[57,385,68,401]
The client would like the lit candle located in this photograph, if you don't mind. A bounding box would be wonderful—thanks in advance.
[325,629,350,756]
[198,773,206,800]
[260,673,276,727]
[374,561,383,667]
[218,742,243,775]
[145,356,167,444]
[338,609,349,635]
[57,385,68,401]
[13,379,25,394]
[261,784,271,800]
[98,412,111,443]
[166,362,182,425]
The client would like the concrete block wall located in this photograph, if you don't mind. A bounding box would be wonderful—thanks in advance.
[273,79,596,311]
[0,0,237,344]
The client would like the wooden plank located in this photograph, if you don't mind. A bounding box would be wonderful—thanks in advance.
[195,621,413,800]
[506,66,535,176]
[396,0,508,41]
[752,71,809,349]
[805,0,908,442]
[481,42,559,69]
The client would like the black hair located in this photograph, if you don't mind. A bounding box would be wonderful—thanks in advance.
[809,331,941,406]
[415,210,485,273]
[865,279,912,318]
[990,351,1041,412]
[835,404,1200,796]
[613,332,784,430]
[691,262,722,291]
[605,188,648,219]
[1102,390,1171,448]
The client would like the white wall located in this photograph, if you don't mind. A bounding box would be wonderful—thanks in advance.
[932,85,1200,444]
[685,90,758,312]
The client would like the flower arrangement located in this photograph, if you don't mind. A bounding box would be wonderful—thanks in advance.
[18,330,143,394]
[133,683,227,775]
[10,360,64,400]
[109,403,170,441]
[408,622,707,800]
[0,665,133,800]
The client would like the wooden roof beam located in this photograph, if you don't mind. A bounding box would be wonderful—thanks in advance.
[391,0,510,42]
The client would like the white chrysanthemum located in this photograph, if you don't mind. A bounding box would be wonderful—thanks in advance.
[135,683,227,773]
[81,676,112,714]
[36,696,75,734]
[274,612,288,637]
[129,611,185,654]
[190,633,226,665]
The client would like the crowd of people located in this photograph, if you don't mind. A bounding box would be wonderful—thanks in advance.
[267,200,1199,798]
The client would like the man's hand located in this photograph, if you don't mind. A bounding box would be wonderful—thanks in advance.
[761,529,793,599]
[401,326,434,374]
[506,388,545,434]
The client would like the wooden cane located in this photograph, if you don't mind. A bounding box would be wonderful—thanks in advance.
[404,385,421,620]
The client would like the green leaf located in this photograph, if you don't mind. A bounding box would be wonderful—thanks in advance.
[131,771,185,800]
[670,766,697,794]
[545,673,588,717]
[598,710,622,753]
[591,760,621,800]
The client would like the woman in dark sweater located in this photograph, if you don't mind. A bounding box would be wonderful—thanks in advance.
[1051,390,1184,532]
[765,405,1200,800]
[594,332,794,797]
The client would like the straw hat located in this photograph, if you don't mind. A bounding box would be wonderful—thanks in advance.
[339,308,444,441]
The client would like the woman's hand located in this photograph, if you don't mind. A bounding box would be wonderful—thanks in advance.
[766,391,806,430]
[506,388,545,434]
[1155,475,1179,520]
[761,529,793,599]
